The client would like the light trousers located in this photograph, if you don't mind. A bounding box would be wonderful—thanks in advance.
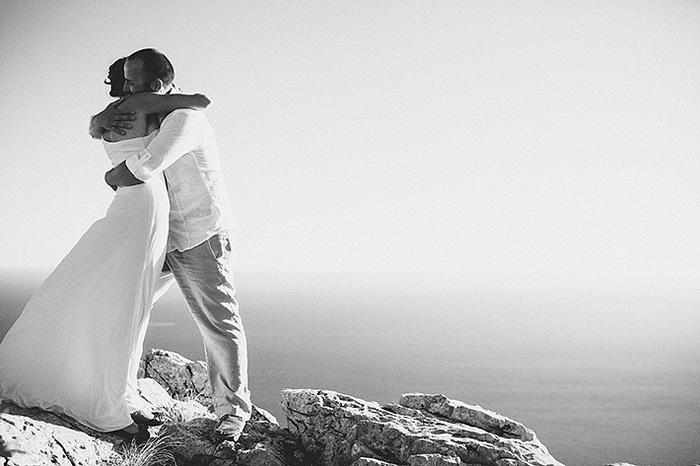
[153,232,251,421]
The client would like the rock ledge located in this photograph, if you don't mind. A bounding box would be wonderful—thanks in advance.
[0,349,572,466]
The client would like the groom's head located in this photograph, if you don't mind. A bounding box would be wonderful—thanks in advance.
[123,48,175,95]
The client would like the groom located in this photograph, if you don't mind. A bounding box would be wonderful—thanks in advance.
[97,48,250,442]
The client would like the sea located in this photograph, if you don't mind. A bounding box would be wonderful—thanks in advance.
[1,268,698,466]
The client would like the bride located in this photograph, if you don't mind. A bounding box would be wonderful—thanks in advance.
[0,57,209,442]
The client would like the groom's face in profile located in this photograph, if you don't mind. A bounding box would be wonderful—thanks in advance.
[123,58,150,95]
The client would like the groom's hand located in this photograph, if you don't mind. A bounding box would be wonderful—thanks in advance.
[105,161,144,189]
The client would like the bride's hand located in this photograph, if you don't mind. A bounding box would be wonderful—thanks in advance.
[93,100,137,136]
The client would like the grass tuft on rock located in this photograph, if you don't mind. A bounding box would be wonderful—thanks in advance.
[118,432,179,466]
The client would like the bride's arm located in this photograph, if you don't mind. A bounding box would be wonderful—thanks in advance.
[118,93,211,114]
[88,93,209,139]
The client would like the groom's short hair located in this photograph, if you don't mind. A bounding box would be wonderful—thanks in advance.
[128,48,175,88]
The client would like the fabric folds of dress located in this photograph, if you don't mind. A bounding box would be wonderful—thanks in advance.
[0,132,168,432]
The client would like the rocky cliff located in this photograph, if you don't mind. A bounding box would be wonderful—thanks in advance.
[1,349,572,466]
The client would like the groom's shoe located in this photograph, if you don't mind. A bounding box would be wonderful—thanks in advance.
[213,414,246,442]
[131,410,163,427]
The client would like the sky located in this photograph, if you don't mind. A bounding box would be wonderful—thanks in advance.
[1,0,699,284]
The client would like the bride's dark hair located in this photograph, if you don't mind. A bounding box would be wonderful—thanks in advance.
[104,57,127,98]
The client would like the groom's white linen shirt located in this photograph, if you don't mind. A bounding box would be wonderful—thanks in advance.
[125,108,236,252]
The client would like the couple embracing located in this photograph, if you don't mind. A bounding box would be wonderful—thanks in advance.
[0,48,249,444]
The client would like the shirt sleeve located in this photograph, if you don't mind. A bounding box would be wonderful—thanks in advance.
[125,109,203,181]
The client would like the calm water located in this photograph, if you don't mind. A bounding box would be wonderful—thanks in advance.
[1,269,698,466]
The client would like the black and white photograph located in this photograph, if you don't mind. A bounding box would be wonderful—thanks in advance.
[0,2,698,465]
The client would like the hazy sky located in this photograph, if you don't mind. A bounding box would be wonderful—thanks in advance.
[1,0,699,280]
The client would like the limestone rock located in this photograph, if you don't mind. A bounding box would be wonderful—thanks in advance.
[0,403,123,465]
[0,382,302,466]
[140,348,212,404]
[157,405,306,466]
[138,376,215,423]
[0,370,302,466]
[0,350,567,466]
[399,394,534,442]
[407,454,461,465]
[352,458,401,466]
[138,349,308,466]
[603,464,643,466]
[282,389,564,466]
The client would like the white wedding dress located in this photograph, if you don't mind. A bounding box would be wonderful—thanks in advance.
[0,131,168,432]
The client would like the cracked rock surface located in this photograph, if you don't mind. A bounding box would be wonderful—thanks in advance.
[0,403,123,465]
[139,348,212,405]
[0,349,306,466]
[282,389,564,466]
[1,350,570,466]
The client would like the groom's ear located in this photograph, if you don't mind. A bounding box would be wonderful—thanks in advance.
[150,79,165,92]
